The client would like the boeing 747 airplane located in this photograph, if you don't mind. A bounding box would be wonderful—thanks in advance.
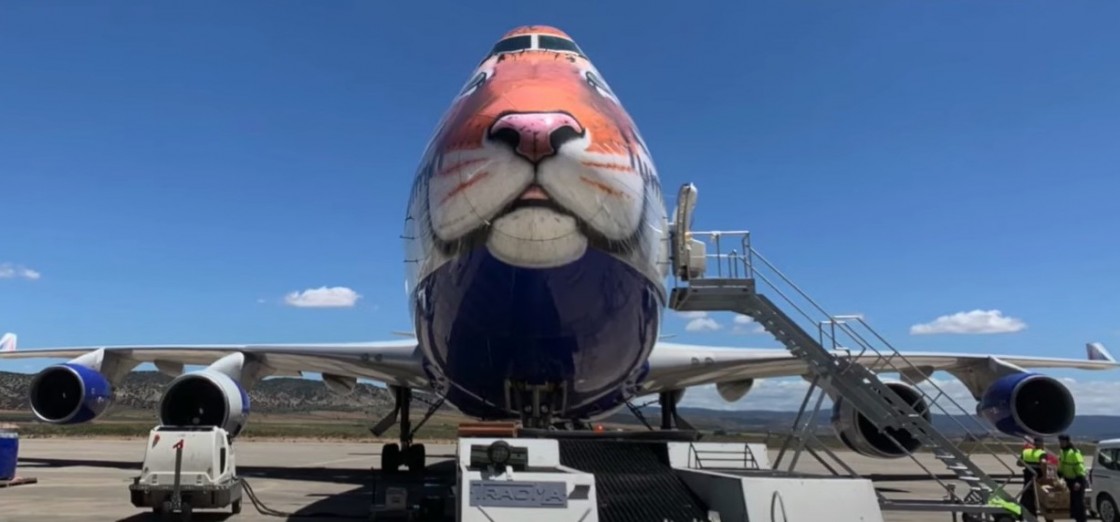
[2,26,1116,473]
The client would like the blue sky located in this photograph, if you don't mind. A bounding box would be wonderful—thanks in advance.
[1,2,1118,407]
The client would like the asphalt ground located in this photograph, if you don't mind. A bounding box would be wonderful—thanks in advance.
[0,438,1059,522]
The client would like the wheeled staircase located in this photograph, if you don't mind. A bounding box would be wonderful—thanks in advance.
[664,183,1032,521]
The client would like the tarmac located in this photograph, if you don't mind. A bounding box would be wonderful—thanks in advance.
[0,438,1069,521]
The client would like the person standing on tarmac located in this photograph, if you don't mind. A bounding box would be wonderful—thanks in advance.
[1057,434,1088,522]
[1018,436,1047,517]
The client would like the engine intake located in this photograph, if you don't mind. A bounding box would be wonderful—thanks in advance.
[978,372,1075,437]
[832,381,930,459]
[158,369,250,437]
[28,363,114,424]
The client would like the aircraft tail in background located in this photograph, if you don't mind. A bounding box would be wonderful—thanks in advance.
[1088,342,1115,362]
[0,333,16,353]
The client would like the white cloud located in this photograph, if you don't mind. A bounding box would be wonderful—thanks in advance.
[672,312,769,334]
[731,314,767,335]
[678,375,1120,415]
[685,316,721,332]
[676,311,709,319]
[283,286,361,308]
[676,311,722,332]
[909,309,1027,335]
[0,263,41,281]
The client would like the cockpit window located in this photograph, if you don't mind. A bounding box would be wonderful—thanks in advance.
[489,35,532,56]
[538,35,583,55]
[482,34,586,64]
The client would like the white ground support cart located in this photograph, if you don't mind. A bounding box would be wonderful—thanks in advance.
[128,426,244,521]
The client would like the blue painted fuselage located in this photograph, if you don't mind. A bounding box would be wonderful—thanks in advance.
[413,246,663,420]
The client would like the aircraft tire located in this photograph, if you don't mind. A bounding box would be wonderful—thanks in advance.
[406,443,426,472]
[382,443,401,472]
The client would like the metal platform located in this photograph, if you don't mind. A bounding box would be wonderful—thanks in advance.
[362,434,893,521]
[662,182,1030,521]
[450,436,885,522]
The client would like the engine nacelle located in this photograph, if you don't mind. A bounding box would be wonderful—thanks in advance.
[28,363,114,424]
[716,379,755,403]
[322,373,357,396]
[832,381,930,459]
[158,369,250,437]
[977,372,1075,437]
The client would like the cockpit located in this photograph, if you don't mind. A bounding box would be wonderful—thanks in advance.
[482,33,585,63]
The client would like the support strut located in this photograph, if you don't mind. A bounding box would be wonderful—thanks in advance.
[658,391,694,431]
[371,386,443,473]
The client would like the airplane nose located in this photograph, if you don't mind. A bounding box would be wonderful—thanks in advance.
[489,112,584,163]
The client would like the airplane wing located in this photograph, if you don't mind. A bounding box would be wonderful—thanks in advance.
[641,341,1119,400]
[0,334,430,389]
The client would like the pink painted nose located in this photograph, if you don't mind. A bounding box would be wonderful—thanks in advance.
[488,112,584,163]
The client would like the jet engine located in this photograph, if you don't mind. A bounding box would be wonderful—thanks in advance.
[158,369,250,437]
[28,363,114,424]
[977,372,1075,437]
[716,379,755,403]
[832,381,930,459]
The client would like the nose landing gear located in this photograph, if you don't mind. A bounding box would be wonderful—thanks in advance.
[371,386,444,473]
[505,381,567,430]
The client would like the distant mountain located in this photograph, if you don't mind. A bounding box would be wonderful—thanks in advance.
[2,371,1118,440]
[601,406,1120,441]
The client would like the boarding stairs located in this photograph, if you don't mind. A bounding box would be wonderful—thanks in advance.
[663,184,1032,521]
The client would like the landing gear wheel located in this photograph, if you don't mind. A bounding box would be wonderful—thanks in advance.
[231,498,242,515]
[381,443,401,472]
[405,443,426,472]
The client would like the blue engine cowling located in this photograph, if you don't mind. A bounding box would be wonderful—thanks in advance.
[158,369,251,438]
[28,363,114,424]
[977,372,1075,437]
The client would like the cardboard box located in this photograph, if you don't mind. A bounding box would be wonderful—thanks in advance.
[1040,483,1070,510]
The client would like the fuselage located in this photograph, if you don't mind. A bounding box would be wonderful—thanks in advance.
[402,26,670,423]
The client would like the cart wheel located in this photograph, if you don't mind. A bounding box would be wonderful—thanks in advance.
[232,498,242,515]
[158,500,174,521]
[992,515,1015,522]
[180,502,192,522]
